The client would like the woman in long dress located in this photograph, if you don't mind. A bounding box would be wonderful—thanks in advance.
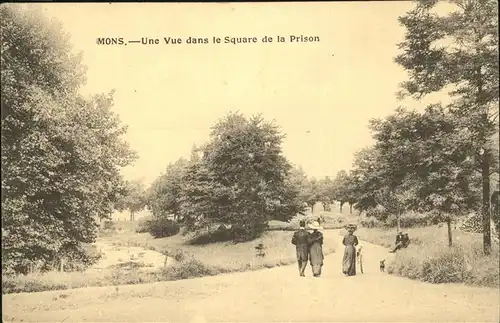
[342,225,359,276]
[308,221,324,277]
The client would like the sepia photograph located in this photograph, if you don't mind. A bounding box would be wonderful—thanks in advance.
[1,1,499,322]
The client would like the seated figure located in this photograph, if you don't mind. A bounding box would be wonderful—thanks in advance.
[402,233,410,248]
[389,231,406,253]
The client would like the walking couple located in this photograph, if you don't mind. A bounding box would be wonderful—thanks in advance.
[291,220,324,277]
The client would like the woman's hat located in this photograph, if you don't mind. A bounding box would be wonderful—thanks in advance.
[309,221,323,230]
[345,223,357,232]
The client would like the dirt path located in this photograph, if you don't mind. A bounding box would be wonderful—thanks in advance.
[3,233,499,322]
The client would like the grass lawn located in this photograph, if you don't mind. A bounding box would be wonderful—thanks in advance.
[100,224,338,271]
[355,225,499,287]
[3,221,338,294]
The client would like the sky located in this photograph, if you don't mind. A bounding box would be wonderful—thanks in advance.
[37,2,452,187]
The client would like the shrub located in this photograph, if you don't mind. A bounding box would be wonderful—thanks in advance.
[2,275,68,294]
[460,213,482,233]
[157,259,225,280]
[399,211,439,228]
[188,226,234,244]
[387,240,499,287]
[231,222,269,242]
[136,216,153,233]
[360,215,381,228]
[146,217,180,238]
[385,214,398,227]
[366,205,388,221]
[266,220,294,231]
[103,221,116,230]
[162,248,186,262]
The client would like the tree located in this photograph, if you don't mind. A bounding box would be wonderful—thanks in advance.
[318,176,335,211]
[344,173,360,215]
[332,170,349,213]
[189,144,201,164]
[305,177,321,213]
[179,112,300,241]
[349,148,385,215]
[119,180,147,221]
[286,166,310,210]
[1,5,136,274]
[147,158,188,221]
[395,0,499,254]
[368,105,482,244]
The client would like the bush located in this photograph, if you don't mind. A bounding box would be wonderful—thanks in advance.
[388,243,499,287]
[103,221,116,230]
[188,226,234,244]
[146,217,180,238]
[366,205,388,221]
[399,211,435,228]
[460,213,482,233]
[361,211,440,229]
[266,220,294,231]
[157,259,226,281]
[360,215,382,228]
[385,214,398,227]
[162,248,186,262]
[136,216,153,233]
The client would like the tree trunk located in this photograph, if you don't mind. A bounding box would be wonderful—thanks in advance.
[447,217,453,247]
[340,202,344,213]
[130,211,134,221]
[482,149,491,255]
[311,204,314,214]
[396,212,401,232]
[349,203,353,214]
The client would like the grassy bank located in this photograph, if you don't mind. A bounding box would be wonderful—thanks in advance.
[3,228,338,294]
[355,226,499,288]
[99,228,338,271]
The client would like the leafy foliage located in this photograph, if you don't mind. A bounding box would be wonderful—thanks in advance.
[145,217,180,239]
[370,105,481,216]
[395,0,499,253]
[1,5,135,274]
[147,158,188,221]
[117,180,147,221]
[347,105,482,241]
[176,113,302,242]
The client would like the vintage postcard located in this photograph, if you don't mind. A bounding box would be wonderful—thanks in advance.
[1,1,499,322]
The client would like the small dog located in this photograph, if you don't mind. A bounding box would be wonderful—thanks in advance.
[379,259,386,272]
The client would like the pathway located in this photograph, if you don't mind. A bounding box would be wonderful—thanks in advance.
[3,233,499,322]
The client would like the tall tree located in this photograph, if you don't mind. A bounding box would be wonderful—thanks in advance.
[1,5,136,274]
[119,180,147,221]
[349,148,385,215]
[179,112,300,241]
[147,158,188,221]
[395,0,499,254]
[368,105,482,243]
[282,165,309,216]
[318,176,335,211]
[332,170,350,213]
[189,144,201,164]
[305,177,321,213]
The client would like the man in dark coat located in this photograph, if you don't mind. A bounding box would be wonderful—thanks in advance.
[390,231,405,253]
[402,233,410,248]
[291,220,310,277]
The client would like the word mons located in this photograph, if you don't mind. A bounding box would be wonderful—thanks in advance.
[95,37,210,45]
